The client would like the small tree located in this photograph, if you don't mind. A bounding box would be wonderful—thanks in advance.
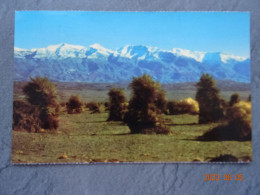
[107,88,126,121]
[23,76,59,130]
[229,93,240,106]
[66,95,83,114]
[195,73,224,123]
[124,74,169,134]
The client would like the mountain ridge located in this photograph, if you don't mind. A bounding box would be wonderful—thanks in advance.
[14,43,250,83]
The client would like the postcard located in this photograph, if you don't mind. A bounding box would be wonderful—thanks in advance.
[12,11,251,163]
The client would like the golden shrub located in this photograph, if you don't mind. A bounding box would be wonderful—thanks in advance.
[228,101,251,122]
[167,97,199,115]
[179,97,199,114]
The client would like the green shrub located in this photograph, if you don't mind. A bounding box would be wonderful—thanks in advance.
[66,95,83,114]
[124,74,169,134]
[107,88,127,121]
[195,73,225,123]
[23,77,60,130]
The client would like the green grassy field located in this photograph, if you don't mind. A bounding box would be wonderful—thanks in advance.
[12,82,252,163]
[12,108,252,163]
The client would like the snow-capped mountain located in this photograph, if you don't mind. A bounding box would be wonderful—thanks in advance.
[14,43,250,83]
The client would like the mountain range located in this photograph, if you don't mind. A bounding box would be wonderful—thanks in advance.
[14,43,250,83]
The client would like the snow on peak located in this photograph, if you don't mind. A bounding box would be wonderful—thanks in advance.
[14,47,34,58]
[14,43,248,64]
[57,43,86,58]
[46,43,64,52]
[172,48,206,62]
[89,43,114,56]
[220,53,247,63]
[90,43,104,49]
[30,43,88,58]
[117,45,151,59]
[14,47,26,51]
[118,45,132,57]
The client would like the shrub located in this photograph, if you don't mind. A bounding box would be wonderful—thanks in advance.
[23,76,59,108]
[198,101,251,141]
[167,101,176,115]
[39,107,59,130]
[23,77,60,130]
[13,100,41,132]
[195,73,225,123]
[226,101,251,140]
[85,102,100,113]
[66,95,83,114]
[167,98,199,115]
[107,88,127,121]
[124,74,169,134]
[229,93,240,106]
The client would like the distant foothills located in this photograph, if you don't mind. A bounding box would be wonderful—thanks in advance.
[14,43,250,83]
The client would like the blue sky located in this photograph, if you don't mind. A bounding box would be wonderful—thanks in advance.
[15,11,250,58]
